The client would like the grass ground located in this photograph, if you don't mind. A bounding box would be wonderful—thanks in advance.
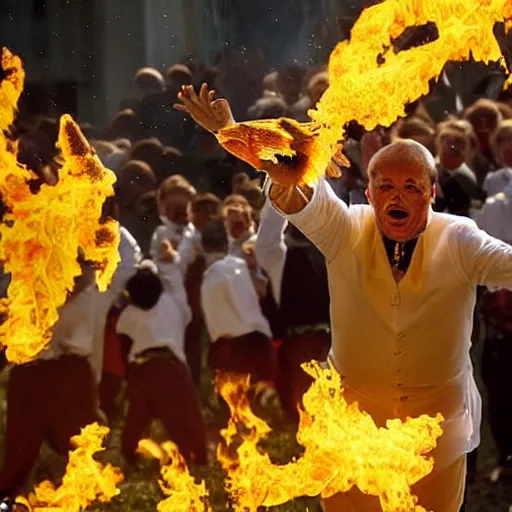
[1,341,511,511]
[0,366,321,511]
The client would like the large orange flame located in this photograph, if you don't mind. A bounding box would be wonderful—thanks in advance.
[137,439,211,512]
[215,0,512,186]
[216,363,443,512]
[0,48,120,363]
[16,423,123,511]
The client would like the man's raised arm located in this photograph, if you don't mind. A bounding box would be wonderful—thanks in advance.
[174,84,350,263]
[267,180,349,263]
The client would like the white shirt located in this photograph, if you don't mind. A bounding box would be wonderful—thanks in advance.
[228,230,257,259]
[39,286,97,361]
[89,226,143,382]
[116,261,191,363]
[254,198,288,305]
[177,228,203,273]
[482,167,512,197]
[477,182,512,243]
[273,178,512,470]
[150,220,198,275]
[201,255,272,341]
[111,227,144,297]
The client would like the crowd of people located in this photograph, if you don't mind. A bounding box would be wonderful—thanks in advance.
[0,52,511,510]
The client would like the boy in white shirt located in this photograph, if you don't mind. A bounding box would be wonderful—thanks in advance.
[0,257,98,499]
[222,194,257,259]
[150,178,210,387]
[117,248,207,466]
[150,178,196,261]
[200,219,277,388]
[222,194,269,301]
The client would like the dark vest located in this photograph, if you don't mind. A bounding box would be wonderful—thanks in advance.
[279,241,330,331]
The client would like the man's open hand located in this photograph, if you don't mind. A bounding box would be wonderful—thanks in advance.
[174,83,235,133]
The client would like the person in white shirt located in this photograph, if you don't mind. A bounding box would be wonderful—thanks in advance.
[150,178,197,262]
[150,178,210,388]
[476,181,512,482]
[221,194,269,301]
[0,258,98,499]
[483,166,512,197]
[222,193,257,259]
[200,219,277,389]
[482,119,512,197]
[265,139,512,512]
[177,193,222,273]
[117,251,207,466]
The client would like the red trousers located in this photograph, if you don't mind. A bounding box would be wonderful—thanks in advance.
[184,315,204,388]
[277,331,330,422]
[0,355,96,496]
[99,307,126,424]
[122,352,207,465]
[98,371,124,425]
[208,331,278,385]
[184,257,206,388]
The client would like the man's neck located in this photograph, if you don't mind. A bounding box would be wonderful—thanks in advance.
[382,236,419,274]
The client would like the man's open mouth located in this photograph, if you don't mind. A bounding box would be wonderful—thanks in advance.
[388,209,409,219]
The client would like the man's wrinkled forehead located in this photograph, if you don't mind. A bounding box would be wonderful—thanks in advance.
[370,161,431,184]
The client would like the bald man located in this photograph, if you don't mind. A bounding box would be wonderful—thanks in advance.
[175,89,512,511]
[268,139,512,512]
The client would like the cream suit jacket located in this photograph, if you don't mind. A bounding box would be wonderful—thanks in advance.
[273,178,512,470]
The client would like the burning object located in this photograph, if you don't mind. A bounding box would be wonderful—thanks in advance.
[216,364,443,512]
[137,439,211,512]
[203,0,512,187]
[0,48,119,364]
[15,423,123,512]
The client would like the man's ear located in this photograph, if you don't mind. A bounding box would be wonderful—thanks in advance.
[365,187,372,204]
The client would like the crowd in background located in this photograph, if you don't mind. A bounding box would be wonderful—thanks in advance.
[0,49,511,506]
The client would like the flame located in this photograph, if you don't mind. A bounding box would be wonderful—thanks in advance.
[16,423,123,512]
[216,363,443,512]
[215,0,512,186]
[0,48,120,363]
[137,439,211,512]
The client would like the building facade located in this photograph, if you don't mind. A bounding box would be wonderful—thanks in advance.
[0,0,391,130]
